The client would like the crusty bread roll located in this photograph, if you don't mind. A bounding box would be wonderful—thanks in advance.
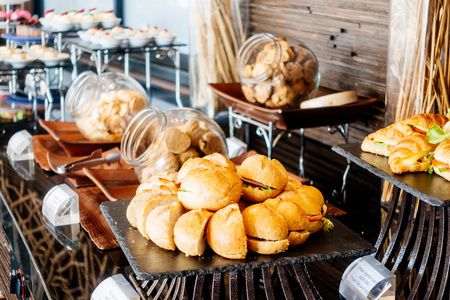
[174,209,214,256]
[284,175,303,191]
[444,121,450,133]
[135,194,178,239]
[178,166,242,211]
[206,204,247,259]
[203,153,237,172]
[388,134,435,174]
[241,203,289,254]
[146,201,186,250]
[287,231,310,247]
[247,237,289,255]
[127,185,178,227]
[263,198,310,247]
[263,198,309,232]
[433,140,450,181]
[136,177,178,194]
[274,185,325,234]
[361,113,448,156]
[237,154,288,203]
[177,157,219,182]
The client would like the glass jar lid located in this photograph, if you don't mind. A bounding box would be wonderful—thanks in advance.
[236,33,282,84]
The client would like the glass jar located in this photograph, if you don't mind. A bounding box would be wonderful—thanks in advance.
[236,33,320,109]
[65,71,149,142]
[121,107,228,182]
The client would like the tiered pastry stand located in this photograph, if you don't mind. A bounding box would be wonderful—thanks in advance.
[333,143,450,298]
[210,83,377,199]
[67,38,187,108]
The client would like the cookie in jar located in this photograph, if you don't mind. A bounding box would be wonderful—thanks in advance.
[237,33,320,109]
[121,108,228,182]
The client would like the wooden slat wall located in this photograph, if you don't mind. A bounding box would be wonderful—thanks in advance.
[248,0,390,144]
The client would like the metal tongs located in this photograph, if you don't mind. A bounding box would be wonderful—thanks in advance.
[56,151,121,175]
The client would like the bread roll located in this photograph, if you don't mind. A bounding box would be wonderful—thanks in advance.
[237,154,288,203]
[135,194,179,239]
[288,231,310,247]
[203,153,237,172]
[178,166,242,211]
[174,209,214,256]
[127,185,178,227]
[242,204,289,254]
[206,204,247,259]
[263,198,309,231]
[388,134,435,174]
[242,203,288,241]
[433,140,450,181]
[146,201,186,250]
[177,157,218,182]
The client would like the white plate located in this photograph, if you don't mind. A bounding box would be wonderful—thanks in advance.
[79,21,100,30]
[154,35,176,46]
[77,30,90,42]
[4,57,36,69]
[51,22,74,32]
[101,18,121,29]
[38,53,70,67]
[39,18,53,29]
[99,38,122,49]
[128,36,151,48]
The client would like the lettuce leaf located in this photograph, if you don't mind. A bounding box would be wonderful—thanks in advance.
[374,141,388,149]
[426,124,450,144]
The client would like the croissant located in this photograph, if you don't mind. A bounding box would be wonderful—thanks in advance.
[361,113,448,157]
[388,134,436,174]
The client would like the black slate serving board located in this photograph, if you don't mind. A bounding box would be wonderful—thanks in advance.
[101,200,375,280]
[332,143,450,206]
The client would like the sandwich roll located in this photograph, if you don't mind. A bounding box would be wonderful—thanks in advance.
[242,203,289,254]
[284,175,303,191]
[135,194,179,239]
[361,113,448,156]
[263,198,310,247]
[136,176,178,194]
[237,154,288,203]
[432,140,450,181]
[203,153,237,172]
[178,166,242,211]
[127,184,178,227]
[206,203,247,259]
[146,201,186,250]
[177,157,220,182]
[275,185,326,234]
[388,134,435,174]
[174,209,214,256]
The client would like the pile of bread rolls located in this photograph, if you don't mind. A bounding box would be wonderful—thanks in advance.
[127,153,328,259]
[361,113,450,180]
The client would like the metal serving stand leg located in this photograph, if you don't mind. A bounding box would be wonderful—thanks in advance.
[129,262,323,299]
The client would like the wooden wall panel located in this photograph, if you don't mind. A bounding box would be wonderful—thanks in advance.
[248,0,390,144]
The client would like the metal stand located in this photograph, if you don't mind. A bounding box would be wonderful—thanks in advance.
[69,40,185,107]
[228,107,351,196]
[130,262,323,300]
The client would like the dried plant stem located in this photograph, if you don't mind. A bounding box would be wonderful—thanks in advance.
[384,0,450,202]
[190,0,245,116]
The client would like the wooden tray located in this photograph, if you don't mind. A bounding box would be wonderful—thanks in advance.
[101,200,374,280]
[83,168,140,201]
[75,185,121,250]
[209,83,378,130]
[39,119,119,156]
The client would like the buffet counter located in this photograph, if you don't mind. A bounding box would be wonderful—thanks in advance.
[0,149,130,299]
